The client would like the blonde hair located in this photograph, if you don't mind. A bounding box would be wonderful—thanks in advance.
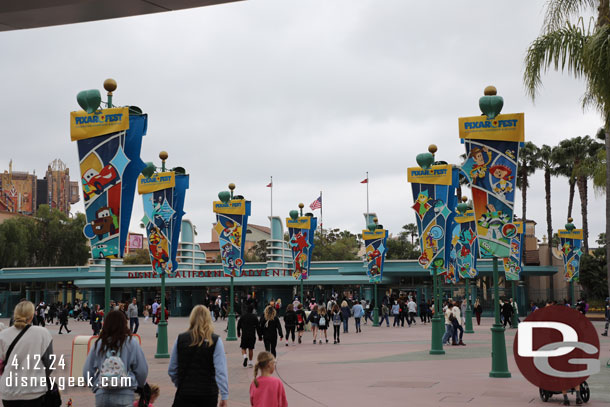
[319,306,327,315]
[264,305,276,321]
[341,300,348,307]
[13,301,34,329]
[253,351,275,388]
[150,384,160,401]
[188,305,214,347]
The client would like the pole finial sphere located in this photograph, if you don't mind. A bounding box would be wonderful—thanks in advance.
[159,151,168,160]
[568,217,573,223]
[373,217,378,223]
[484,85,497,96]
[298,203,304,209]
[461,196,468,203]
[228,183,236,191]
[104,78,117,93]
[428,144,438,154]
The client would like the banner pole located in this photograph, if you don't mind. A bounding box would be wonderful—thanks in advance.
[489,256,510,377]
[155,153,170,358]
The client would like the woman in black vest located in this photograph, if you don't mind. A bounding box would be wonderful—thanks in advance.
[258,305,283,357]
[168,305,229,407]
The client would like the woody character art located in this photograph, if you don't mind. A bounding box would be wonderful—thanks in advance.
[469,146,492,189]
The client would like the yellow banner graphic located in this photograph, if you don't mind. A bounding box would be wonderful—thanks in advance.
[458,113,525,142]
[362,229,387,240]
[286,217,312,229]
[558,229,583,239]
[407,164,453,185]
[70,107,130,141]
[454,209,475,224]
[213,199,247,215]
[137,172,175,194]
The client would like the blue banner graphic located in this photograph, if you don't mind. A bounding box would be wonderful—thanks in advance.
[286,216,317,280]
[213,199,251,277]
[558,229,583,282]
[362,229,388,283]
[502,221,524,281]
[448,209,479,283]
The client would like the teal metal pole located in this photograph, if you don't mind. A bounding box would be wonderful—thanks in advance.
[430,265,445,354]
[464,278,474,333]
[226,276,237,341]
[569,280,575,307]
[104,258,111,317]
[489,257,510,377]
[155,272,169,358]
[300,279,304,304]
[511,281,519,328]
[372,283,379,327]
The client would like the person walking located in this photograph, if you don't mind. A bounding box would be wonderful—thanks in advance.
[602,297,610,336]
[295,303,307,344]
[501,298,513,328]
[83,310,148,407]
[474,299,483,325]
[249,351,288,407]
[330,304,343,344]
[91,304,102,336]
[460,299,467,326]
[317,306,329,344]
[419,298,428,324]
[352,301,364,333]
[407,298,417,326]
[35,301,46,327]
[308,305,320,344]
[151,300,159,325]
[380,303,390,327]
[391,301,400,327]
[258,305,283,357]
[283,304,297,347]
[128,298,139,335]
[58,304,71,334]
[441,303,454,345]
[237,305,258,368]
[451,301,465,346]
[340,301,351,333]
[168,305,228,407]
[0,301,55,406]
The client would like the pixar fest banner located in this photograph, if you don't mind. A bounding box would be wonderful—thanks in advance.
[407,164,458,274]
[138,172,189,275]
[502,220,524,281]
[448,209,479,284]
[70,107,146,259]
[459,113,524,259]
[558,228,584,282]
[286,216,317,280]
[213,199,252,277]
[362,228,388,283]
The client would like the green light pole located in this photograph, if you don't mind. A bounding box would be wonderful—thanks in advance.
[372,283,380,327]
[155,151,170,358]
[103,79,116,318]
[565,217,577,306]
[490,257,511,377]
[511,281,519,328]
[430,262,444,354]
[226,183,238,342]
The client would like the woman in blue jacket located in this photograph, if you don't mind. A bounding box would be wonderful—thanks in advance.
[340,301,351,333]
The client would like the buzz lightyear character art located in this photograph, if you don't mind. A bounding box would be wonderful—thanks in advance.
[478,204,510,240]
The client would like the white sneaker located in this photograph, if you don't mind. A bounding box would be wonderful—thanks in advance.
[248,362,254,368]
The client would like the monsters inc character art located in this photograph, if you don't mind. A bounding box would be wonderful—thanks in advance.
[469,146,492,189]
[490,164,514,197]
[412,190,432,220]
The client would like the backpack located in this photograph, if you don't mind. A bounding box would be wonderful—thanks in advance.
[332,312,341,325]
[297,313,304,324]
[99,349,129,388]
[318,316,326,326]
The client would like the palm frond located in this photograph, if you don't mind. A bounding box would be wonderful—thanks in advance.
[582,24,610,116]
[543,0,597,33]
[524,21,590,100]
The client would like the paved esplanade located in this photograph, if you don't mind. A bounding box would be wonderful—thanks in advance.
[3,317,609,406]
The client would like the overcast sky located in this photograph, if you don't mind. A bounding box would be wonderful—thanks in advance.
[0,0,605,246]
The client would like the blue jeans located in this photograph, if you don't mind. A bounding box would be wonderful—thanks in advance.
[95,392,134,407]
[380,314,389,326]
[355,317,361,332]
[452,322,464,344]
[129,317,139,334]
[442,324,454,345]
[342,319,349,333]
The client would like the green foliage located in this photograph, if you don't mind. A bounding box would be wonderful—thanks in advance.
[312,229,360,261]
[0,205,89,268]
[122,248,151,265]
[579,233,607,299]
[386,238,420,260]
[246,239,268,262]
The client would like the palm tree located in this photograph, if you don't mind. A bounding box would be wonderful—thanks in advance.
[516,141,540,224]
[402,223,418,245]
[537,145,559,266]
[553,143,578,218]
[556,136,603,253]
[523,0,610,296]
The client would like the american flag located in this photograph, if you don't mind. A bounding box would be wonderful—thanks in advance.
[309,196,322,210]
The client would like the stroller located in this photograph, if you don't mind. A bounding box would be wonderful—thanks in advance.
[539,381,590,403]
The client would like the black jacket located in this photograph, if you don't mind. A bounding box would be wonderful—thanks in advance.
[175,332,219,397]
[284,310,297,328]
[237,313,259,339]
[258,316,283,341]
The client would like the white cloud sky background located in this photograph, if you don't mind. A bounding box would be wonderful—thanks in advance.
[0,0,605,245]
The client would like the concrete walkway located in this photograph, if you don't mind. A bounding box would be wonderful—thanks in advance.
[2,316,609,406]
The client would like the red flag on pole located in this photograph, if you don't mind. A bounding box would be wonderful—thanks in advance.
[360,178,368,184]
[266,182,272,187]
